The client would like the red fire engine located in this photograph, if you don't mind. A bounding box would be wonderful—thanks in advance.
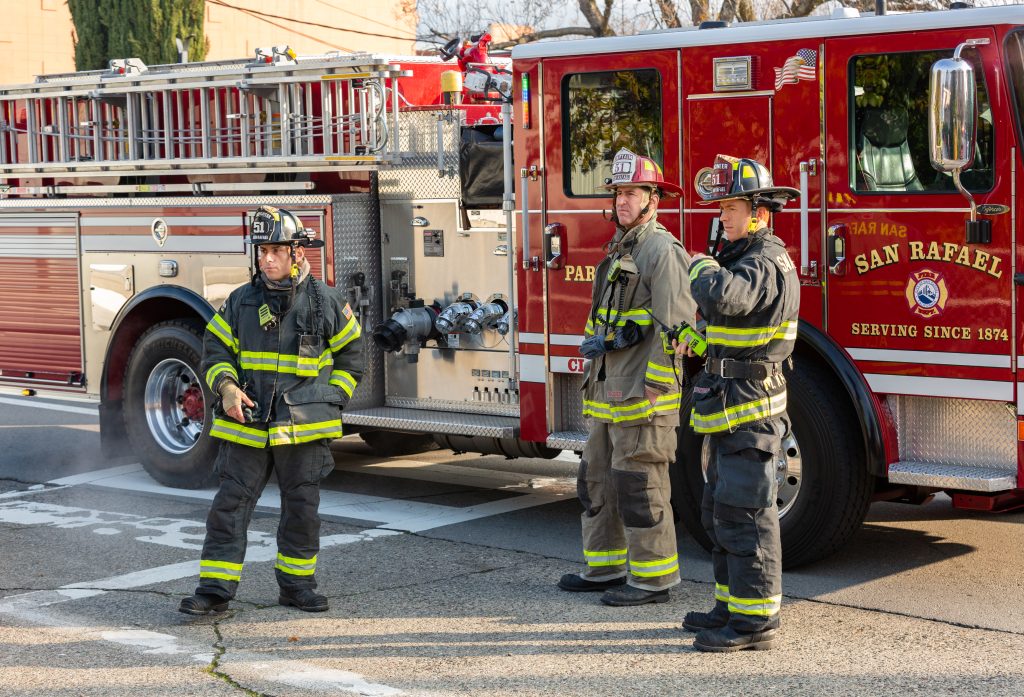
[3,5,1024,567]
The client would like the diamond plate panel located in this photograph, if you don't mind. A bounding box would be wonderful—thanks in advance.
[555,373,587,433]
[547,431,588,452]
[378,110,461,200]
[890,395,1016,470]
[888,461,1017,492]
[343,406,517,438]
[331,189,384,411]
[385,395,518,417]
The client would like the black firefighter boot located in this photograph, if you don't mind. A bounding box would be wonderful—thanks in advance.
[681,602,730,632]
[279,588,329,612]
[558,573,627,592]
[600,585,670,606]
[693,625,778,652]
[178,593,229,615]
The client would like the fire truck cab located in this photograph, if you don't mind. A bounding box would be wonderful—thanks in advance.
[512,4,1024,566]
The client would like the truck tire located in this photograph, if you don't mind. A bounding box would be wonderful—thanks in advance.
[360,430,439,457]
[671,359,873,569]
[123,320,219,489]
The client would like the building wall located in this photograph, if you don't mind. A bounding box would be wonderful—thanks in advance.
[2,0,417,85]
[4,0,75,85]
[204,1,417,60]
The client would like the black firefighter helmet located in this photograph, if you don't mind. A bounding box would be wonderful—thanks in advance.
[250,205,324,248]
[697,155,799,213]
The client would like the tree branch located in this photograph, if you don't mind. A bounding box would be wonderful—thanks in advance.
[654,0,682,28]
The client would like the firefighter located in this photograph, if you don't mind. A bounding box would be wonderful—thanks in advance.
[557,148,697,606]
[178,205,363,615]
[675,155,799,651]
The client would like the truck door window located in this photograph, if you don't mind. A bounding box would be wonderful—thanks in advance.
[851,50,993,194]
[562,69,662,197]
[1004,31,1024,169]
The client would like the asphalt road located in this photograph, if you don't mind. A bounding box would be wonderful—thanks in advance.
[0,392,1022,696]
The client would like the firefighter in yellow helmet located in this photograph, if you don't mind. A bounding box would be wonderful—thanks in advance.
[676,155,799,651]
[179,206,363,616]
[558,149,697,606]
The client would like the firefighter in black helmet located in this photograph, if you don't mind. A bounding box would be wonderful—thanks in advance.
[675,155,800,652]
[179,205,363,615]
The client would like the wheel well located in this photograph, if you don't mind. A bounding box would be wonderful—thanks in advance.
[98,290,212,456]
[793,322,892,477]
[103,298,208,403]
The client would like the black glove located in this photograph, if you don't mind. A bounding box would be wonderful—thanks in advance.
[611,320,643,350]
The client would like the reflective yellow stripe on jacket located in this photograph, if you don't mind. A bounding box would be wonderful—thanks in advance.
[329,314,361,352]
[644,361,677,385]
[705,320,798,348]
[206,314,239,354]
[689,391,787,434]
[205,362,238,391]
[583,392,682,424]
[689,257,720,281]
[210,418,269,447]
[329,370,357,397]
[268,419,343,446]
[583,308,654,336]
[239,350,333,377]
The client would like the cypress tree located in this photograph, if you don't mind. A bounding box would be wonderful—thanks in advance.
[68,0,207,71]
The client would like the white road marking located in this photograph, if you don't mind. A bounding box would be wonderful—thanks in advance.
[101,629,189,655]
[39,464,573,532]
[266,663,403,696]
[0,396,99,415]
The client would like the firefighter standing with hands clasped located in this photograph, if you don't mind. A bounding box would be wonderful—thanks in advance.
[179,205,363,616]
[558,148,697,606]
[675,155,800,651]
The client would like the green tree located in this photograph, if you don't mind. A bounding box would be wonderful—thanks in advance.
[68,0,207,71]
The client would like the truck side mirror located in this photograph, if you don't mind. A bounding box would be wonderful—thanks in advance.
[928,39,991,244]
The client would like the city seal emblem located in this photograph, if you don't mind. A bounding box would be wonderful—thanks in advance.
[905,269,948,318]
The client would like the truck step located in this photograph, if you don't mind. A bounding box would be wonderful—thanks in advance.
[887,461,1017,492]
[345,407,517,439]
[547,431,587,452]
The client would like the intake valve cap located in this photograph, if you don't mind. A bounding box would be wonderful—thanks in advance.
[434,300,479,334]
[494,308,516,336]
[463,300,508,335]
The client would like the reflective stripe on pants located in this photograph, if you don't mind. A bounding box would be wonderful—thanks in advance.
[577,420,680,591]
[195,440,334,599]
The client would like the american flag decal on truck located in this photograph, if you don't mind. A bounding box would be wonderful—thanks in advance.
[774,48,817,91]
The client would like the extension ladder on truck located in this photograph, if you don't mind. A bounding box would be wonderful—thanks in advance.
[0,47,408,178]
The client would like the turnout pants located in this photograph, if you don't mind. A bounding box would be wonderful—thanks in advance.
[578,420,680,591]
[701,418,785,632]
[195,439,334,600]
